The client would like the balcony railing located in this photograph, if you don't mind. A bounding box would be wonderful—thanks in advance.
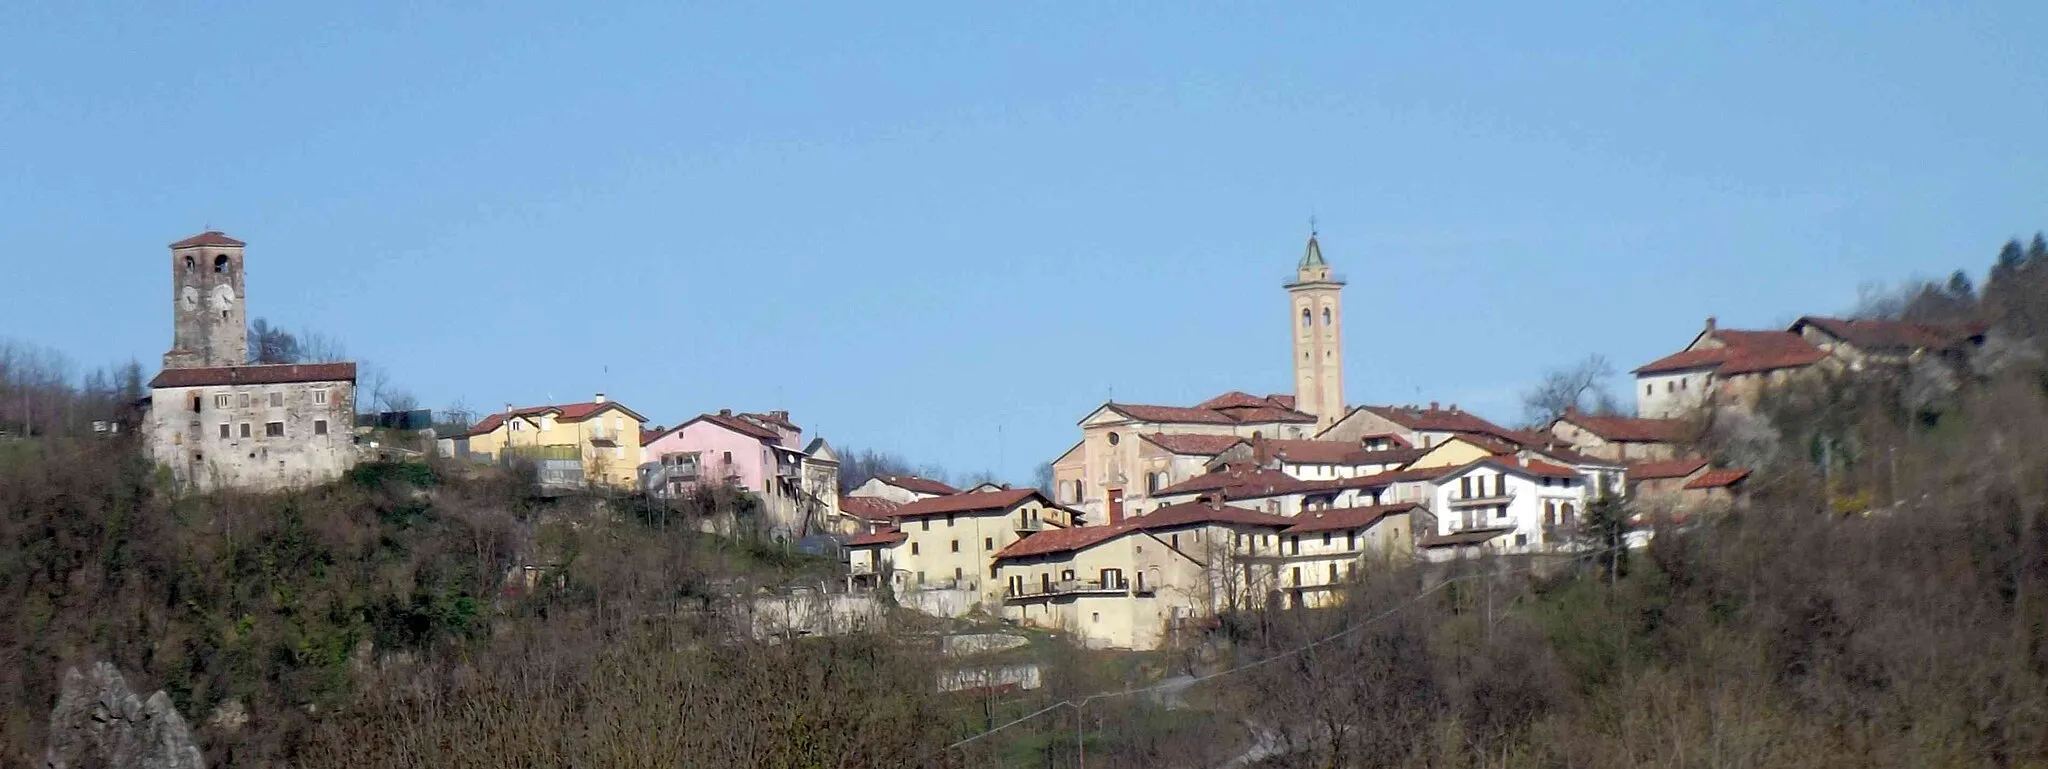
[1004,578,1149,600]
[1447,491,1516,508]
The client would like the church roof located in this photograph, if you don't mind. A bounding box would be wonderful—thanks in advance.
[1298,233,1328,269]
[170,231,245,248]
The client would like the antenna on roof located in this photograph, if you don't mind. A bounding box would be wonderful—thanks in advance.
[1309,212,1317,237]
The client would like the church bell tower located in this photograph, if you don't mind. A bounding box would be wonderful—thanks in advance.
[165,231,249,369]
[1287,231,1346,428]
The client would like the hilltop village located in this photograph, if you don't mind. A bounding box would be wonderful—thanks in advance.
[139,229,1991,650]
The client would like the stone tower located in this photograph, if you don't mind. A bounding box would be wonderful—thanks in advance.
[1287,231,1346,428]
[164,231,249,369]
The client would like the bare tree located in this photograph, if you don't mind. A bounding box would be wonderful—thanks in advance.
[1032,460,1055,496]
[1520,354,1620,426]
[247,317,303,364]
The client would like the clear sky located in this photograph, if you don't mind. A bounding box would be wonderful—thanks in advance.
[4,2,2045,482]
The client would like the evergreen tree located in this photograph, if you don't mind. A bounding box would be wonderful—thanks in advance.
[1946,270,1975,300]
[1996,238,2028,274]
[2030,232,2048,266]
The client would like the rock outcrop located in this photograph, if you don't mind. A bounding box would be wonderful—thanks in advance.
[43,662,204,769]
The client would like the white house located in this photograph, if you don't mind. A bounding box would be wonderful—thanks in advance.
[1420,456,1589,561]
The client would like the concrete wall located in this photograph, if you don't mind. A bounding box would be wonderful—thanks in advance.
[148,379,356,492]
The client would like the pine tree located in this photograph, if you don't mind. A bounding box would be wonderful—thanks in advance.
[1998,239,2027,273]
[1946,270,1976,300]
[2029,232,2048,266]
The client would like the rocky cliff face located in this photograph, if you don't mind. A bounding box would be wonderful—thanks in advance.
[43,662,204,769]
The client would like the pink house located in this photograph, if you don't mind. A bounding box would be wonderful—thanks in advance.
[638,409,839,539]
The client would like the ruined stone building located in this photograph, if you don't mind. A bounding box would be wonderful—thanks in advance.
[144,231,358,491]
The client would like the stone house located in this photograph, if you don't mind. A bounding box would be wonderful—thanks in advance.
[865,488,1077,604]
[1788,316,1987,370]
[144,231,360,492]
[1547,409,1690,462]
[1633,317,1831,418]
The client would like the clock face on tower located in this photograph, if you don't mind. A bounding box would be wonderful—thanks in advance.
[180,285,199,311]
[211,284,237,311]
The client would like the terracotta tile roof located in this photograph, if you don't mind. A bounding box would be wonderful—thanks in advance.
[847,530,906,547]
[1557,410,1689,443]
[688,412,783,442]
[1125,500,1294,530]
[1446,432,1522,456]
[740,411,801,433]
[1627,457,1710,480]
[1255,439,1424,467]
[639,427,664,447]
[1635,330,1826,376]
[1266,394,1297,410]
[892,488,1042,518]
[1684,468,1751,490]
[993,524,1135,559]
[169,230,245,248]
[1792,316,1989,353]
[1101,394,1318,427]
[1153,467,1310,498]
[149,362,356,389]
[1441,456,1579,481]
[469,400,646,437]
[875,475,960,496]
[1282,503,1423,534]
[1361,405,1519,439]
[838,496,904,521]
[1141,433,1248,456]
[1293,465,1450,493]
[1419,527,1515,548]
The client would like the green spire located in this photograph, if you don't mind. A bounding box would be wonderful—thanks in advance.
[1298,232,1327,269]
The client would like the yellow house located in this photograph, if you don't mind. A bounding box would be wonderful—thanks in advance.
[876,488,1077,605]
[463,393,646,489]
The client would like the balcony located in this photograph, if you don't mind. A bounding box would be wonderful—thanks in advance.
[1014,515,1044,532]
[1004,577,1149,601]
[1446,491,1516,509]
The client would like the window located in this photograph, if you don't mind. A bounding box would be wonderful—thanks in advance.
[1291,566,1302,586]
[946,514,956,527]
[214,394,232,409]
[1105,431,1121,446]
[1061,569,1075,581]
[1322,307,1332,326]
[264,421,284,437]
[269,392,283,408]
[184,255,195,271]
[1170,533,1180,549]
[237,392,251,408]
[1460,476,1472,498]
[915,571,925,585]
[1666,381,1675,393]
[920,518,930,532]
[1092,612,1100,624]
[1322,532,1332,546]
[1329,563,1338,582]
[1301,308,1311,328]
[949,539,959,553]
[1347,532,1357,551]
[510,420,524,431]
[239,423,251,439]
[191,396,202,412]
[213,255,229,273]
[722,451,733,466]
[1288,535,1300,555]
[1515,533,1529,546]
[314,420,328,436]
[218,423,230,439]
[953,567,962,581]
[312,389,328,405]
[984,537,993,550]
[1646,384,1653,395]
[910,542,921,555]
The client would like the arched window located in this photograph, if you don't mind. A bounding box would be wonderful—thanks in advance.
[214,255,230,273]
[1322,307,1332,326]
[1300,308,1311,328]
[183,255,195,271]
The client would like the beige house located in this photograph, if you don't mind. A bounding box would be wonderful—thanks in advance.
[1626,458,1749,519]
[865,488,1076,605]
[1271,504,1417,608]
[465,395,647,489]
[846,474,959,504]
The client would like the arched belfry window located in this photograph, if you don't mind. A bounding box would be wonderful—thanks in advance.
[183,255,195,271]
[1322,307,1332,326]
[1300,308,1311,328]
[214,255,230,273]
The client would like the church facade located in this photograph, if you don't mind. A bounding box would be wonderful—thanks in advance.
[143,231,359,492]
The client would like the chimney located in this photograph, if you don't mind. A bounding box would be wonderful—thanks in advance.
[719,409,732,416]
[1450,403,1460,412]
[1429,401,1439,411]
[1206,493,1223,510]
[1705,316,1718,333]
[594,392,607,404]
[772,410,789,421]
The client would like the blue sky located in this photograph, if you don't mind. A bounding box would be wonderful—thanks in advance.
[4,2,2045,482]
